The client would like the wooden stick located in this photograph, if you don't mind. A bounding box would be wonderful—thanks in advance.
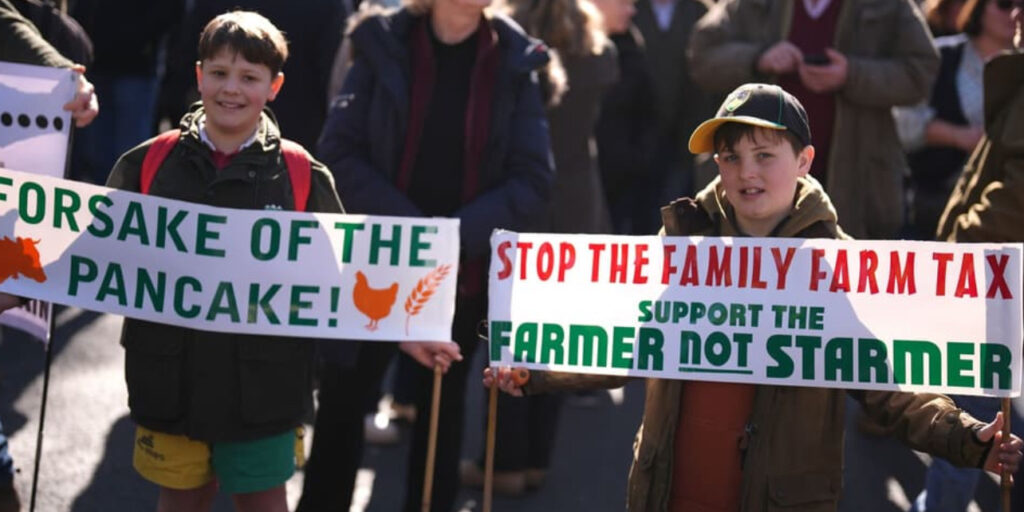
[422,365,443,512]
[1002,398,1012,512]
[483,382,499,512]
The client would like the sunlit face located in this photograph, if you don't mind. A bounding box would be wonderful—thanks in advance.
[592,0,636,34]
[714,127,814,236]
[195,49,283,140]
[981,0,1016,49]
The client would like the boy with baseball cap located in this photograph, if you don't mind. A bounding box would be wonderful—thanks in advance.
[487,83,1022,511]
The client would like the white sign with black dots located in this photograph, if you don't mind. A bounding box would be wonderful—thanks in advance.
[0,61,75,178]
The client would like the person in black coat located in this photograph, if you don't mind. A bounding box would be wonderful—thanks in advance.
[592,0,658,234]
[298,1,555,510]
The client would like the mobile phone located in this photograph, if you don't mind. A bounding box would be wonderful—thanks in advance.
[804,53,830,66]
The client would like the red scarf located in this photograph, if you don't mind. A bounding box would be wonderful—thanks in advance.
[396,15,499,203]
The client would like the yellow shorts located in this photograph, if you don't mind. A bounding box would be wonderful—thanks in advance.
[133,425,305,493]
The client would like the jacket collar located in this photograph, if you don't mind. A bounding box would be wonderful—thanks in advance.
[983,51,1024,129]
[348,7,551,110]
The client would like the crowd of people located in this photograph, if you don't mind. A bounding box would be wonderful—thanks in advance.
[1,0,1024,511]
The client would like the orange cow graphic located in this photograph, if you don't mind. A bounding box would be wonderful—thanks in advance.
[0,237,46,284]
[353,271,399,331]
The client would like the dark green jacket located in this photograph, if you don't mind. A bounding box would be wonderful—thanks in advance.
[0,0,73,67]
[107,104,345,441]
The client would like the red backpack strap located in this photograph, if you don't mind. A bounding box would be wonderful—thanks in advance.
[280,139,312,212]
[140,130,181,194]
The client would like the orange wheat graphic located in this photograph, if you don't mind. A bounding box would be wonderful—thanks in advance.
[404,264,452,335]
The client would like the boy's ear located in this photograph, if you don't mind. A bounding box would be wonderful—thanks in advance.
[268,73,285,101]
[797,145,815,177]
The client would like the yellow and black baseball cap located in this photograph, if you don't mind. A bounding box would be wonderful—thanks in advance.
[688,83,811,154]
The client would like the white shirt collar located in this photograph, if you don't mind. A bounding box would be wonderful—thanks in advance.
[802,0,833,20]
[197,114,259,153]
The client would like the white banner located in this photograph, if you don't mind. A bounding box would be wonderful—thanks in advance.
[0,62,71,342]
[0,62,74,178]
[488,232,1024,397]
[0,168,459,342]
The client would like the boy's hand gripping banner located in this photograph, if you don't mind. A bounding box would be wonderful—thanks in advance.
[0,168,459,342]
[488,232,1023,397]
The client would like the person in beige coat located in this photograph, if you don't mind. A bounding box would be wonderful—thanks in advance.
[688,0,940,239]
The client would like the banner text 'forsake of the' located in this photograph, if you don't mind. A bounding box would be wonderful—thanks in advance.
[488,232,1023,397]
[0,168,459,342]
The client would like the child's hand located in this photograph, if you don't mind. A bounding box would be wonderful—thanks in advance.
[0,293,23,313]
[977,411,1023,478]
[400,341,462,373]
[482,366,528,397]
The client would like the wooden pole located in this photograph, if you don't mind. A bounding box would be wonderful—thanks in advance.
[483,382,499,512]
[1001,398,1012,512]
[421,365,443,512]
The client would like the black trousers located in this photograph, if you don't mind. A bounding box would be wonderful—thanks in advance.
[297,296,484,512]
[486,391,563,471]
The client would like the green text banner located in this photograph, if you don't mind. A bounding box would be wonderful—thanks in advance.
[0,168,459,342]
[488,232,1023,397]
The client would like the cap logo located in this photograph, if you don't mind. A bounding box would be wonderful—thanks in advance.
[724,89,751,112]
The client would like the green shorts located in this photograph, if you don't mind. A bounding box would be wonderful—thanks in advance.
[133,425,303,494]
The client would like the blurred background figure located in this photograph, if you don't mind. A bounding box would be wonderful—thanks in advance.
[922,0,1024,510]
[689,0,939,239]
[68,0,183,185]
[894,0,1016,240]
[629,0,713,234]
[460,0,615,496]
[923,0,969,35]
[157,0,345,152]
[591,0,659,236]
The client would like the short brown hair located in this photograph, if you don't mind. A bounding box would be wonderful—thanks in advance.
[198,11,288,75]
[713,123,805,155]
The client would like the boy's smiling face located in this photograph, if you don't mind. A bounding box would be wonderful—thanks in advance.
[195,49,284,143]
[714,126,814,236]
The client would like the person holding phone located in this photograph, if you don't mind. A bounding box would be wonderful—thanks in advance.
[688,0,939,240]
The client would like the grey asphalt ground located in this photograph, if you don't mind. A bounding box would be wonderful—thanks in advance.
[0,307,1020,511]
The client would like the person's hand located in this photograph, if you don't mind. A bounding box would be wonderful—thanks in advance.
[482,366,526,397]
[955,125,984,152]
[399,341,463,373]
[63,65,99,128]
[756,41,804,75]
[798,48,848,93]
[978,411,1023,478]
[0,293,24,314]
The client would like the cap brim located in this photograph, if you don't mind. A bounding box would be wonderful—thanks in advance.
[687,116,788,154]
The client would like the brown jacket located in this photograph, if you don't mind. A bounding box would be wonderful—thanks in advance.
[527,177,989,511]
[688,0,939,239]
[936,51,1024,243]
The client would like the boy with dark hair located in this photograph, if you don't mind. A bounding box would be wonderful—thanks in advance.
[487,83,1023,511]
[105,11,342,511]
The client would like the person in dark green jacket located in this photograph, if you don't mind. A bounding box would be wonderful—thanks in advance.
[0,0,98,127]
[0,1,98,508]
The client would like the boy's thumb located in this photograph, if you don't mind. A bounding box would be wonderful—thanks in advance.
[976,411,1004,443]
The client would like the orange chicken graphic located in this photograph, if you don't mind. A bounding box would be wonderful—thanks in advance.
[353,271,399,331]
